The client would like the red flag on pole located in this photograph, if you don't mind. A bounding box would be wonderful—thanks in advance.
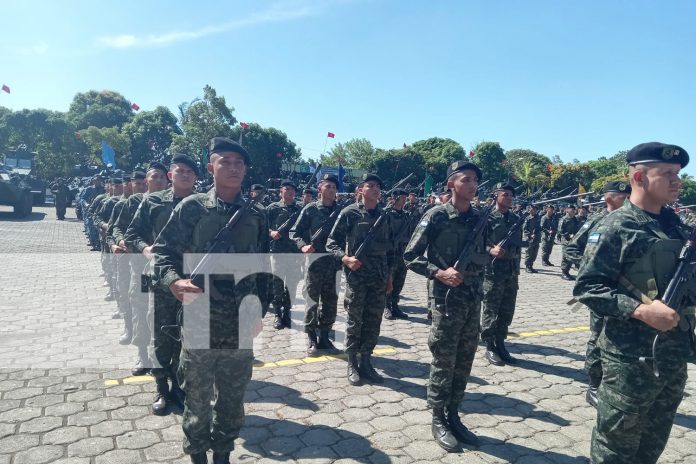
[1,85,10,94]
[469,150,475,158]
[130,102,140,111]
[327,132,335,138]
[240,122,249,129]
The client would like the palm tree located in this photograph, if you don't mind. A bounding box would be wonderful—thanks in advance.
[514,160,549,195]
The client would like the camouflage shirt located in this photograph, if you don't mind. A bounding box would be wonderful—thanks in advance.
[267,201,302,253]
[124,188,189,254]
[290,200,341,253]
[522,213,542,244]
[564,208,608,267]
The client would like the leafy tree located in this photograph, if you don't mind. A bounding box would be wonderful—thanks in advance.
[590,173,630,193]
[471,141,507,183]
[679,175,696,206]
[67,90,133,130]
[79,126,131,168]
[513,160,550,195]
[373,149,425,189]
[228,123,300,185]
[122,106,181,167]
[549,162,594,192]
[586,151,628,180]
[410,137,465,180]
[322,138,376,169]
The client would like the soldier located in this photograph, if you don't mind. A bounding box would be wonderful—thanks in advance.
[104,174,134,322]
[566,180,630,408]
[404,161,486,452]
[291,173,342,356]
[301,187,315,205]
[385,188,411,320]
[540,205,558,266]
[573,142,693,463]
[86,178,109,251]
[125,154,198,414]
[82,176,105,249]
[250,184,266,204]
[153,138,267,464]
[523,204,542,273]
[481,182,523,366]
[327,173,394,386]
[559,205,580,280]
[96,177,123,303]
[577,205,588,226]
[50,178,71,220]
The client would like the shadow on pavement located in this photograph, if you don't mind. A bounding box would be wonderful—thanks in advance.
[463,392,571,426]
[377,335,411,349]
[674,412,696,430]
[510,341,586,362]
[0,211,47,222]
[514,358,586,382]
[247,380,319,411]
[477,435,589,463]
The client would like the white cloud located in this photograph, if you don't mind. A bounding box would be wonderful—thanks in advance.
[96,0,322,49]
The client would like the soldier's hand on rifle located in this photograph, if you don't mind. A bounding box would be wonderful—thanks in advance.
[169,279,204,303]
[490,245,506,258]
[111,244,126,254]
[342,255,362,271]
[435,267,463,287]
[142,246,154,260]
[632,299,680,332]
[118,240,126,250]
[270,230,281,241]
[301,244,315,254]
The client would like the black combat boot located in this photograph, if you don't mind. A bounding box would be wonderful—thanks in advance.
[212,451,231,464]
[359,353,384,384]
[432,408,459,452]
[317,329,342,355]
[542,259,554,266]
[190,452,208,464]
[383,299,395,320]
[152,378,169,416]
[119,317,133,345]
[272,306,283,330]
[495,338,517,364]
[561,270,575,281]
[586,378,600,408]
[347,353,362,386]
[281,307,292,329]
[170,376,186,409]
[131,346,150,376]
[447,408,479,447]
[525,266,538,273]
[307,331,319,357]
[485,340,504,366]
[391,298,409,320]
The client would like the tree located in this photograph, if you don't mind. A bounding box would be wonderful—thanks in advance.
[122,106,181,167]
[590,173,629,193]
[79,126,131,168]
[679,175,696,206]
[169,85,237,157]
[322,138,376,169]
[373,149,425,189]
[549,162,594,192]
[513,160,550,195]
[586,151,628,180]
[410,137,466,180]
[471,141,507,183]
[67,90,134,130]
[228,123,300,185]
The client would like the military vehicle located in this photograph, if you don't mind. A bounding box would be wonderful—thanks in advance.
[0,165,33,217]
[2,145,46,204]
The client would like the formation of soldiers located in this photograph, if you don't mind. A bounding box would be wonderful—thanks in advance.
[71,137,695,464]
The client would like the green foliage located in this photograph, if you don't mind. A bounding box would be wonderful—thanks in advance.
[122,106,181,167]
[323,138,376,169]
[410,137,465,180]
[79,126,131,168]
[679,176,696,205]
[228,123,300,185]
[67,90,133,130]
[471,141,506,182]
[590,173,629,193]
[373,149,425,188]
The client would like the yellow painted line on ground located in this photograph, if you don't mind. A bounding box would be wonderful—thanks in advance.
[103,327,591,386]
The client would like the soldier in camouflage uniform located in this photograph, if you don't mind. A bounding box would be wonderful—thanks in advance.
[523,204,541,273]
[291,173,342,356]
[267,179,302,330]
[125,155,198,415]
[558,205,580,280]
[566,181,631,409]
[540,205,558,266]
[481,183,523,366]
[153,138,267,464]
[574,142,695,464]
[385,188,411,320]
[82,176,105,250]
[96,177,124,304]
[404,161,488,452]
[327,173,395,386]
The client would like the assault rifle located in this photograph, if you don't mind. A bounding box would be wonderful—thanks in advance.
[491,213,528,264]
[309,201,348,249]
[353,211,388,262]
[384,173,415,196]
[276,207,302,237]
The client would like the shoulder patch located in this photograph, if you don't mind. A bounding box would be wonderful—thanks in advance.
[420,220,429,227]
[588,232,601,244]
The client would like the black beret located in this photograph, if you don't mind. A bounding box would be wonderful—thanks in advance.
[147,161,168,176]
[110,177,123,184]
[209,137,251,165]
[170,153,200,177]
[280,179,297,189]
[321,173,339,186]
[361,173,383,188]
[251,184,266,191]
[391,188,408,197]
[447,161,482,181]
[303,187,316,195]
[132,170,146,180]
[626,142,689,168]
[603,181,631,194]
[493,182,515,194]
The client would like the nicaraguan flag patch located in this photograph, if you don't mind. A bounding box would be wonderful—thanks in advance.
[588,232,601,243]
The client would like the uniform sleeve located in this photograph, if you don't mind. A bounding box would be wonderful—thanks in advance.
[153,202,195,290]
[404,211,440,278]
[290,205,311,250]
[565,218,597,266]
[111,200,135,245]
[105,203,123,248]
[124,199,152,254]
[326,210,349,262]
[258,209,270,254]
[573,223,641,319]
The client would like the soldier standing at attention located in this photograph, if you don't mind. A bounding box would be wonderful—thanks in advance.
[327,173,394,386]
[267,179,302,329]
[574,142,693,464]
[481,183,522,366]
[50,178,70,220]
[153,138,267,464]
[523,204,542,273]
[404,161,486,452]
[291,173,342,356]
[385,188,411,320]
[559,205,581,280]
[540,205,557,266]
[97,177,123,304]
[301,187,315,205]
[125,155,199,415]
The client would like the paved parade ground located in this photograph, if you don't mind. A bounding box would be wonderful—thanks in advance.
[2,205,696,464]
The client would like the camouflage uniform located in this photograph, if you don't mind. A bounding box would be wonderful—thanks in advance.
[386,206,411,313]
[50,181,70,220]
[480,209,522,344]
[326,202,395,357]
[559,214,581,274]
[403,202,488,410]
[540,212,558,264]
[266,200,301,316]
[153,188,268,456]
[106,195,133,321]
[574,201,696,463]
[97,195,120,297]
[523,211,541,269]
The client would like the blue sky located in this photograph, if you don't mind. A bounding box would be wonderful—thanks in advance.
[2,0,696,176]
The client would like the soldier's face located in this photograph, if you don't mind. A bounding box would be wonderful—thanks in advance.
[280,186,296,203]
[302,193,313,204]
[409,194,417,204]
[393,195,406,209]
[169,163,198,190]
[132,179,147,194]
[319,181,337,202]
[448,171,478,201]
[209,152,246,189]
[361,181,381,202]
[113,184,123,196]
[638,164,682,204]
[146,170,168,193]
[496,190,513,209]
[604,192,627,210]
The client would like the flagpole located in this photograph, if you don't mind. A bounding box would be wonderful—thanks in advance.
[321,137,329,157]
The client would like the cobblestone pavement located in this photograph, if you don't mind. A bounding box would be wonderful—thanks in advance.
[1,205,696,463]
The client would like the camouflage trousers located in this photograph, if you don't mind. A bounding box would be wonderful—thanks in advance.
[271,255,300,310]
[524,241,540,268]
[115,255,132,318]
[541,236,554,261]
[344,268,387,355]
[480,273,519,343]
[178,348,253,455]
[592,353,686,463]
[149,288,182,381]
[560,244,573,273]
[303,256,339,333]
[427,298,481,410]
[387,255,408,305]
[129,262,151,349]
[585,310,604,385]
